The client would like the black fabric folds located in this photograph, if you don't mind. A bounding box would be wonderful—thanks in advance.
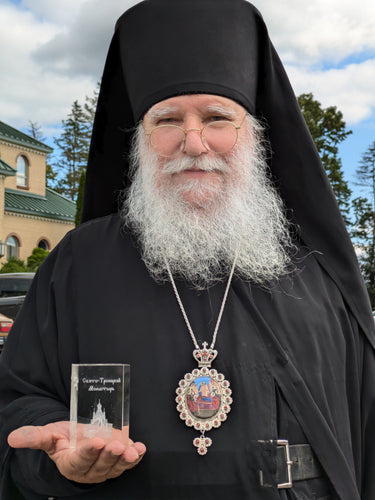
[0,214,374,498]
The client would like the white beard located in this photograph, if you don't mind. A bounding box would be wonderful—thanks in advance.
[121,116,294,289]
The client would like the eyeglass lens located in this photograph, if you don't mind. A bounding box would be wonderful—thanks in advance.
[150,122,238,157]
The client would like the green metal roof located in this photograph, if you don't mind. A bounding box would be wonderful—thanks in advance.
[0,121,53,154]
[4,187,76,222]
[0,159,16,177]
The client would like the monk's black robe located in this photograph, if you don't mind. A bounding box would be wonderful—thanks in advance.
[0,214,374,499]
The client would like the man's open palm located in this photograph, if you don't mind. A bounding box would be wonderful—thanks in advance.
[8,421,146,484]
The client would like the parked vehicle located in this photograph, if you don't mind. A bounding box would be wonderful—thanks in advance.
[0,312,14,351]
[0,273,35,320]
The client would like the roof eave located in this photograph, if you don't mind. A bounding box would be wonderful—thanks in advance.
[4,207,74,222]
[0,136,53,155]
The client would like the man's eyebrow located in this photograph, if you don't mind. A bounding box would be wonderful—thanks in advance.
[147,106,180,121]
[205,105,238,119]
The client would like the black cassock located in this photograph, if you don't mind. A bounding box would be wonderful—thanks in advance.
[0,213,374,499]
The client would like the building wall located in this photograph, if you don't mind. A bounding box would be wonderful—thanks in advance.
[0,133,75,267]
[0,141,46,196]
[0,176,4,243]
[1,213,74,265]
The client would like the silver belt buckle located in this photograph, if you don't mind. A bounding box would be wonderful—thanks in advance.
[277,439,293,489]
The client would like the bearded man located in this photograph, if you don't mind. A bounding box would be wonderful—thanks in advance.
[1,1,375,499]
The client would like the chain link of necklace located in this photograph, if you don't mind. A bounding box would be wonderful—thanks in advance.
[165,256,238,350]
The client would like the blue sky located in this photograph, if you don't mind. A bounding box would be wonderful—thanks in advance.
[1,0,375,199]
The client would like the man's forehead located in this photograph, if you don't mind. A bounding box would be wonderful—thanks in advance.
[146,94,246,117]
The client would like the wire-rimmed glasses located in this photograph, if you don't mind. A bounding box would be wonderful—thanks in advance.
[144,116,246,158]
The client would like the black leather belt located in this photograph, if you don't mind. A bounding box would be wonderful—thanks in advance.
[260,440,324,489]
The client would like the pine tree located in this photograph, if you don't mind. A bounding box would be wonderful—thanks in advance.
[83,81,100,130]
[356,142,375,203]
[75,169,86,226]
[27,121,57,188]
[27,121,45,142]
[353,142,375,306]
[53,101,90,201]
[297,93,352,225]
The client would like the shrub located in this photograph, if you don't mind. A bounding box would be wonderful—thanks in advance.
[27,248,49,272]
[0,257,27,273]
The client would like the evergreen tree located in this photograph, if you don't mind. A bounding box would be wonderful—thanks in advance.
[83,81,100,130]
[355,142,375,203]
[297,93,352,224]
[27,121,57,188]
[75,169,86,226]
[27,121,45,142]
[53,101,90,201]
[352,142,375,306]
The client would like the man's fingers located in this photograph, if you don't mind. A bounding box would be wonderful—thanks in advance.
[123,445,142,463]
[83,441,127,479]
[67,440,133,482]
[105,442,146,478]
[80,441,146,481]
[119,442,146,472]
[133,442,146,456]
[68,438,106,471]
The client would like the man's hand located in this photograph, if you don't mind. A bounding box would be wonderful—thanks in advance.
[8,422,146,484]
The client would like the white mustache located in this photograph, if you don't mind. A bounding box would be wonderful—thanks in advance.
[162,155,230,174]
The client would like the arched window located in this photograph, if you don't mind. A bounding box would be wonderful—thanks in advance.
[38,239,49,251]
[6,236,19,260]
[17,155,28,187]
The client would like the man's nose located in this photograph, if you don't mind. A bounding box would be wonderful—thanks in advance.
[182,127,207,156]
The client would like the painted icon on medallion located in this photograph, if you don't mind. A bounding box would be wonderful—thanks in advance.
[186,376,221,419]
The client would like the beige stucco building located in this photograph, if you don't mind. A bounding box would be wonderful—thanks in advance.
[0,121,76,265]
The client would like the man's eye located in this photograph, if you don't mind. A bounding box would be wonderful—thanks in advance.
[208,115,230,122]
[157,117,179,125]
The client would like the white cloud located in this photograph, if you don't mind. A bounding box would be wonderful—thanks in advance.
[32,0,139,77]
[257,0,375,65]
[0,0,133,130]
[0,3,56,57]
[0,0,141,133]
[20,0,87,24]
[286,60,375,124]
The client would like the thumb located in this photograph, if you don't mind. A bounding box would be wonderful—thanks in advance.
[8,426,54,452]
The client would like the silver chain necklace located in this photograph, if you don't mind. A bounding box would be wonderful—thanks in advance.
[166,258,236,455]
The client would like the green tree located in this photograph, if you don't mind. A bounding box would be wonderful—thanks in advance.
[83,81,100,130]
[297,93,352,224]
[45,163,59,189]
[27,121,58,189]
[75,169,86,226]
[27,121,45,142]
[53,101,90,201]
[352,142,375,306]
[355,142,375,207]
[26,247,49,272]
[0,258,26,273]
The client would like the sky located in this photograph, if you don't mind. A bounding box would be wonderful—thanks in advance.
[1,0,375,196]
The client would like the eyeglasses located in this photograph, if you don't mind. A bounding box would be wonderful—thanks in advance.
[144,116,246,158]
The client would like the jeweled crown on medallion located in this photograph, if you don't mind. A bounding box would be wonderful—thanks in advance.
[193,342,218,367]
